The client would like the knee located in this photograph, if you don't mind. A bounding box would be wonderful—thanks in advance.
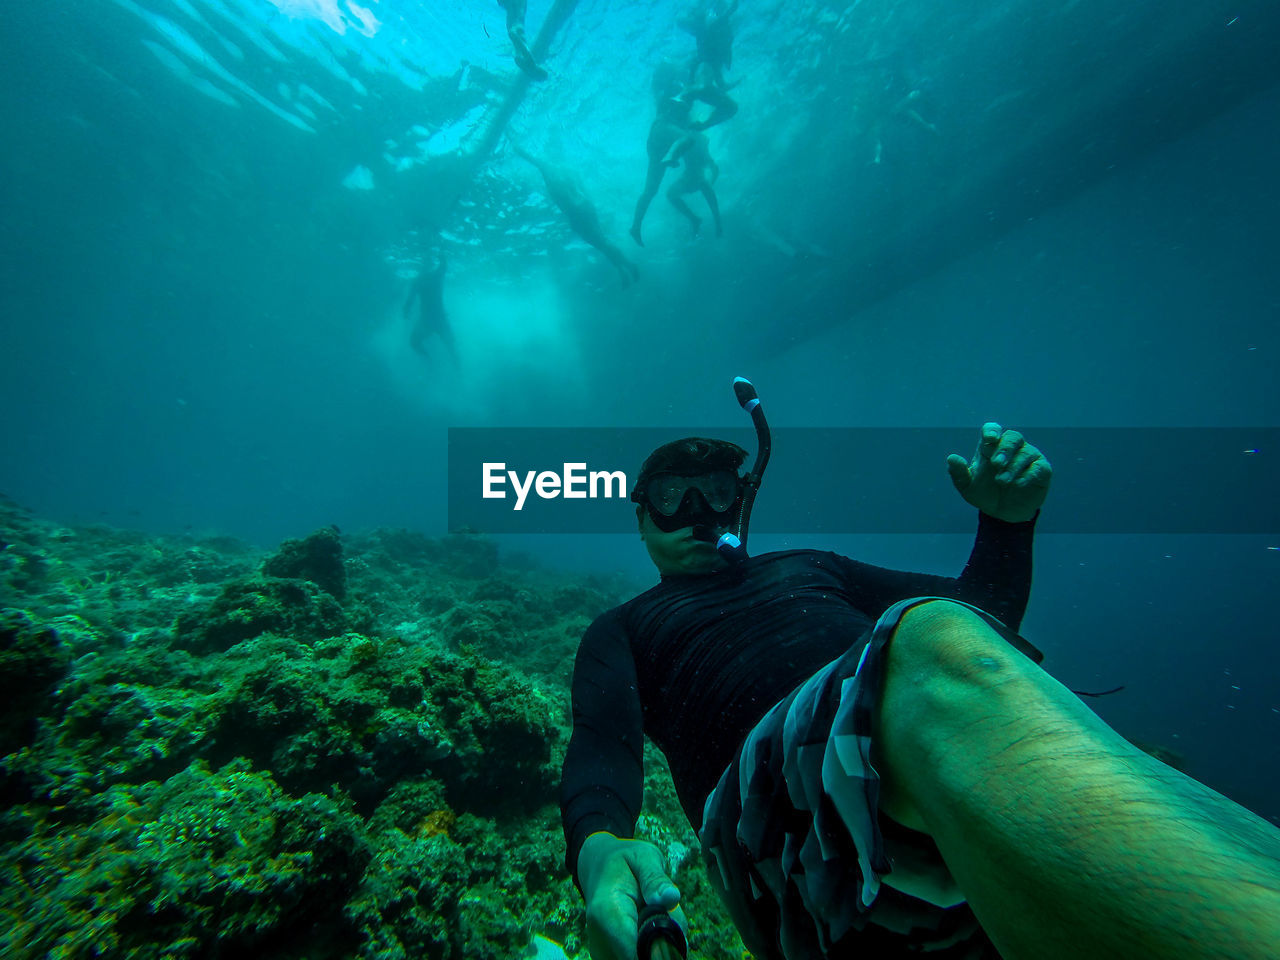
[889,599,1024,696]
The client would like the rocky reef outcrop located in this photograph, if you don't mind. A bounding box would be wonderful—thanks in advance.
[0,501,747,960]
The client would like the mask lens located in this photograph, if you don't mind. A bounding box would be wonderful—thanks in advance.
[647,475,691,517]
[703,471,739,512]
[646,471,739,517]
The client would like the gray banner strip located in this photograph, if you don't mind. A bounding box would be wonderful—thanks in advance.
[447,428,1279,534]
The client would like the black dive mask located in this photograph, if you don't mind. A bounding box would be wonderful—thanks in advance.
[634,470,742,533]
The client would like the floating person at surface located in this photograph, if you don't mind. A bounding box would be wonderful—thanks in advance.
[404,256,458,361]
[662,129,722,240]
[511,143,640,286]
[863,52,940,165]
[871,88,939,164]
[678,0,740,91]
[496,0,548,81]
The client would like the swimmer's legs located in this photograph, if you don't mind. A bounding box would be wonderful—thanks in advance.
[630,160,667,246]
[438,319,459,364]
[508,28,547,81]
[502,0,546,81]
[875,600,1280,960]
[666,183,701,237]
[698,183,723,237]
[595,240,639,285]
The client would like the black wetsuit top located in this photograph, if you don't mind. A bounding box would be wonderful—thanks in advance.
[560,513,1035,879]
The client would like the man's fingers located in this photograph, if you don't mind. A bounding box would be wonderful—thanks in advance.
[1011,456,1053,488]
[628,848,680,909]
[996,442,1050,485]
[946,453,971,490]
[969,422,1004,472]
[989,431,1025,479]
[979,422,1004,455]
[644,880,681,909]
[997,446,1036,482]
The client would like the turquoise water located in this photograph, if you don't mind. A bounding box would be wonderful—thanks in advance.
[1,1,1279,953]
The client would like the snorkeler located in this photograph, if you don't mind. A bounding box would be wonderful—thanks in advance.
[631,83,733,246]
[496,0,548,81]
[562,422,1280,959]
[403,256,458,362]
[677,0,740,91]
[663,131,723,239]
[512,143,639,286]
[629,94,694,247]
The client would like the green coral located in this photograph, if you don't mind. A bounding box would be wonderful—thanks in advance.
[0,503,747,960]
[349,801,575,960]
[172,576,349,654]
[1,759,366,960]
[0,610,71,757]
[261,526,347,599]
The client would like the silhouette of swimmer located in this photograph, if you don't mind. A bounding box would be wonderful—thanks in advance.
[663,130,722,239]
[512,144,640,285]
[630,84,734,246]
[630,95,692,247]
[404,257,458,361]
[678,0,739,91]
[497,0,548,81]
[865,53,940,164]
[872,88,940,164]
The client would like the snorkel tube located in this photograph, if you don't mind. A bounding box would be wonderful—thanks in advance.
[712,376,771,565]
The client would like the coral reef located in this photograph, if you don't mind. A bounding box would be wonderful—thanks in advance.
[0,502,745,959]
[7,759,365,958]
[0,610,72,757]
[173,576,351,654]
[261,526,347,599]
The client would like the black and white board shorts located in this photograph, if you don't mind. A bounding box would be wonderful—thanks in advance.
[700,597,1041,959]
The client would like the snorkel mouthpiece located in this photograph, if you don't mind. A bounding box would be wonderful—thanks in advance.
[690,524,717,543]
[715,531,747,564]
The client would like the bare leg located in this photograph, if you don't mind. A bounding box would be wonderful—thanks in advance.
[688,84,738,131]
[409,324,429,357]
[698,183,722,237]
[596,241,639,284]
[437,320,459,363]
[666,184,701,237]
[503,1,546,80]
[630,160,666,246]
[509,29,547,80]
[875,600,1280,960]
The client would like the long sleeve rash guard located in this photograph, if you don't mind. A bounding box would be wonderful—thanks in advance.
[559,512,1036,881]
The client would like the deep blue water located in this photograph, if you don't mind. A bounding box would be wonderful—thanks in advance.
[2,0,1278,822]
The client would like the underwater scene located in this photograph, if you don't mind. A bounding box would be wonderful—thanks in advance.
[2,0,1279,957]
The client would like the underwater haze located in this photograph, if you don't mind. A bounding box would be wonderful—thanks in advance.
[2,0,1280,955]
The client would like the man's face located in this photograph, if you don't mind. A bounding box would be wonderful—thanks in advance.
[639,508,729,576]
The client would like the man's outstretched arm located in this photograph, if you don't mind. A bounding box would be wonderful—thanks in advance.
[831,423,1049,629]
[562,610,685,959]
[561,610,645,878]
